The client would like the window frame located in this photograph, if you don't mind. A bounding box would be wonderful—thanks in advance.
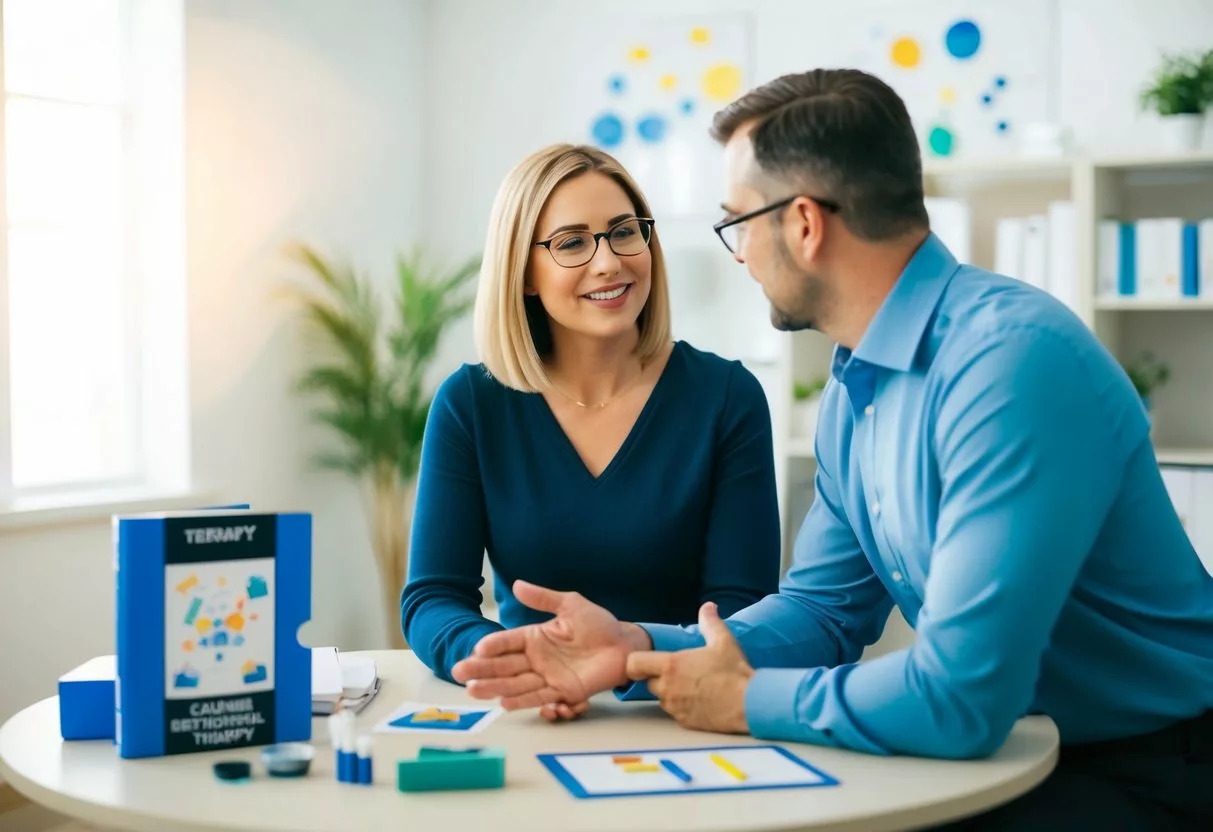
[0,0,189,510]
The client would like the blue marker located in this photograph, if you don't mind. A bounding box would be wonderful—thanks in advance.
[660,758,693,784]
[356,735,373,785]
[336,711,357,783]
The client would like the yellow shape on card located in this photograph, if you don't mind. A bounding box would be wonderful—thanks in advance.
[659,73,678,91]
[623,763,661,773]
[175,575,199,595]
[195,618,212,635]
[689,26,710,45]
[413,707,461,723]
[628,45,650,63]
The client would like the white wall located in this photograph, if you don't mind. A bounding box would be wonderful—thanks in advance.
[0,0,428,724]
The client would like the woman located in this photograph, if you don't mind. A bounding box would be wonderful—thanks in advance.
[400,143,780,696]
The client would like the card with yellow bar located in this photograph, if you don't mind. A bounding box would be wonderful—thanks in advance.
[538,744,839,799]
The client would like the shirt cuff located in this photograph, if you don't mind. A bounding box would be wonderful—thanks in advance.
[745,668,821,744]
[640,623,706,653]
[613,680,653,701]
[612,623,706,701]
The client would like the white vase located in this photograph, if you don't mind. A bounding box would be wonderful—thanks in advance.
[1160,113,1205,153]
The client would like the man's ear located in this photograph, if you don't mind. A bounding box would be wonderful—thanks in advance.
[788,196,827,264]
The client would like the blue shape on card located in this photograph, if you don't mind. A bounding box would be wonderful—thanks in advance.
[392,709,490,732]
[173,668,200,688]
[607,74,626,95]
[234,634,245,646]
[247,576,268,599]
[213,631,229,647]
[679,98,695,115]
[242,664,268,684]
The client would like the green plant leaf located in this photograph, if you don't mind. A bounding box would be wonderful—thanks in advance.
[285,242,480,484]
[1141,49,1213,115]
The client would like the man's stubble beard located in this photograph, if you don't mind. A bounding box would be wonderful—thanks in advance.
[768,236,827,333]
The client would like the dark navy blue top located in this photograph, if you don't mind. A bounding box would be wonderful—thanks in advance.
[400,341,782,681]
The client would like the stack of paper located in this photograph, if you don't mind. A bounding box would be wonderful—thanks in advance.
[311,647,381,716]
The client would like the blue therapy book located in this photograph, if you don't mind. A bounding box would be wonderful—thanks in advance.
[113,510,312,759]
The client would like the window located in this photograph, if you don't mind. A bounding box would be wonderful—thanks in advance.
[0,0,187,505]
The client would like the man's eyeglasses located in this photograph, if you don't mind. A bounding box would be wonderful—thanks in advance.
[713,195,840,254]
[534,217,656,269]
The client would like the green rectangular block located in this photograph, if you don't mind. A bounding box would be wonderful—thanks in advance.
[396,747,506,792]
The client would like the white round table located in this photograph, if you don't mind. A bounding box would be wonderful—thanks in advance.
[0,650,1058,832]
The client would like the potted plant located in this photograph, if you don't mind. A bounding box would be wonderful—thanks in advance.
[284,243,480,649]
[1140,49,1213,151]
[790,376,828,441]
[1123,351,1170,437]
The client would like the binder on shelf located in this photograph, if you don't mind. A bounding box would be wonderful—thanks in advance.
[1200,220,1213,299]
[1182,223,1200,298]
[1097,217,1207,300]
[113,509,312,759]
[1118,222,1137,297]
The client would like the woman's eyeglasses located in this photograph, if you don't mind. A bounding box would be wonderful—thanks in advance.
[534,217,655,269]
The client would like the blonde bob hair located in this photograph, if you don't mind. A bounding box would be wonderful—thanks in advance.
[473,143,672,392]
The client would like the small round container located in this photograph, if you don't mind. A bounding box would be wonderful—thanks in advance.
[213,761,252,783]
[260,743,316,778]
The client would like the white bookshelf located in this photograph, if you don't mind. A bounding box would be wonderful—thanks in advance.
[772,150,1213,562]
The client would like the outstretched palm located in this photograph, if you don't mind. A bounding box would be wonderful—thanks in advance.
[451,581,640,711]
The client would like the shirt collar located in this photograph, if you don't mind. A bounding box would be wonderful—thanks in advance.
[847,231,960,373]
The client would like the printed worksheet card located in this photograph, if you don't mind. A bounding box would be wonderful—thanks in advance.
[373,701,505,734]
[538,745,839,799]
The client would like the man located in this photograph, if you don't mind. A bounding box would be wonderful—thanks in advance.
[451,69,1213,828]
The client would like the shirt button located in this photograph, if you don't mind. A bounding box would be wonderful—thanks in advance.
[892,571,903,582]
[864,404,874,416]
[872,501,881,516]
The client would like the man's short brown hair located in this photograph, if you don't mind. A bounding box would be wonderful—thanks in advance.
[711,69,929,242]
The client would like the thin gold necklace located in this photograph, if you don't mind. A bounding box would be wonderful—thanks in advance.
[547,367,643,409]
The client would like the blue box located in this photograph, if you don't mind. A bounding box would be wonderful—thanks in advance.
[58,655,116,741]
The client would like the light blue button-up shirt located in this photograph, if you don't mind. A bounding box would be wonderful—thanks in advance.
[636,232,1213,759]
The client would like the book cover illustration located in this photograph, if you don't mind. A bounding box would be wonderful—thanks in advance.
[114,510,312,759]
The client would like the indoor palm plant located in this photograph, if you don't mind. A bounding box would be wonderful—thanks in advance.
[285,243,480,648]
[1140,49,1213,151]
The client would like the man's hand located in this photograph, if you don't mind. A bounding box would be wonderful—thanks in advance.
[451,580,651,712]
[625,602,753,734]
